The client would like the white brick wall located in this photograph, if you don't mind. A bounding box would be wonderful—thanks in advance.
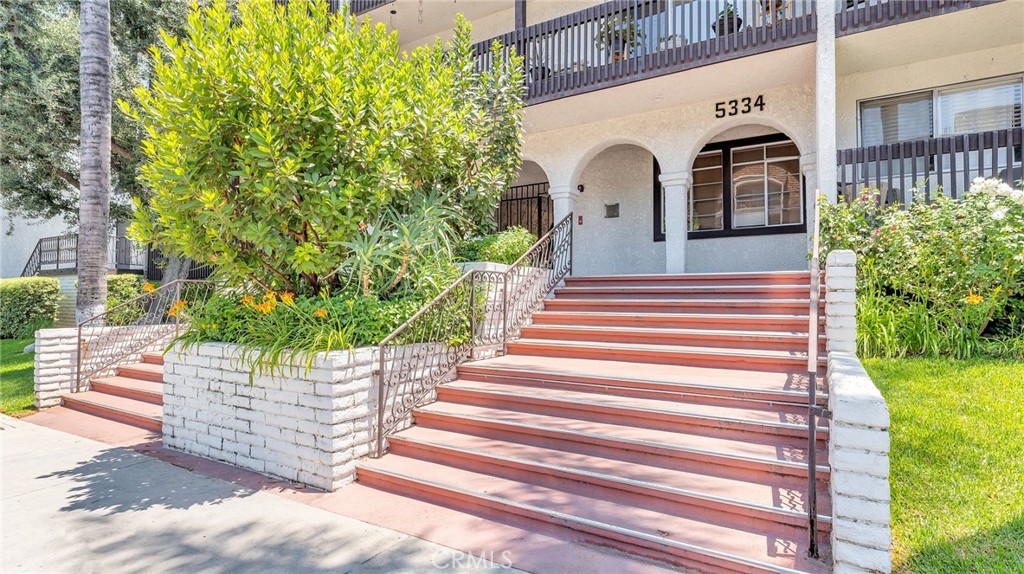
[826,250,857,353]
[33,328,80,409]
[163,342,378,491]
[828,351,892,574]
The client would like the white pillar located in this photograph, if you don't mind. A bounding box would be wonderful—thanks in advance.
[659,170,691,274]
[815,0,837,203]
[802,152,819,270]
[548,184,578,225]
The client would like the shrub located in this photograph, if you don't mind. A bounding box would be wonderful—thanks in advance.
[456,226,537,265]
[0,277,61,338]
[105,274,146,326]
[820,178,1024,358]
[124,0,524,296]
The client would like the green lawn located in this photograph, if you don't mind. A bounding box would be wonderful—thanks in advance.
[0,338,36,416]
[864,358,1024,574]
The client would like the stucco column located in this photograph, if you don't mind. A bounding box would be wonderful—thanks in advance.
[815,0,837,203]
[802,151,818,250]
[659,170,691,274]
[548,184,578,225]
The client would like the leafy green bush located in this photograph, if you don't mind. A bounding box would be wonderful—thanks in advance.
[820,178,1024,358]
[0,277,61,338]
[124,0,524,296]
[105,274,147,326]
[456,227,537,265]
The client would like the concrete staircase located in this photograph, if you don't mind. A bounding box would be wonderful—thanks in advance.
[63,352,164,432]
[358,271,831,574]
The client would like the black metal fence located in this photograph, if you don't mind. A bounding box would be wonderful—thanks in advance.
[837,127,1023,206]
[497,182,553,239]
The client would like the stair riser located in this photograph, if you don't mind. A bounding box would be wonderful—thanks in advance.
[414,410,829,482]
[141,353,165,366]
[544,300,821,315]
[554,288,819,301]
[519,326,827,353]
[563,274,813,288]
[389,438,831,536]
[356,468,776,574]
[531,313,825,332]
[89,382,163,406]
[115,366,164,383]
[62,396,162,432]
[456,366,819,406]
[435,389,828,448]
[506,342,817,373]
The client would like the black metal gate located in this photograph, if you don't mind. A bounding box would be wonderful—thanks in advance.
[497,182,552,238]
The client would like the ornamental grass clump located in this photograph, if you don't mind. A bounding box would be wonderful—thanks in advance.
[819,178,1024,358]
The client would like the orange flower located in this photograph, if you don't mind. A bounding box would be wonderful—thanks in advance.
[142,281,156,293]
[167,300,187,317]
[965,293,984,305]
[313,307,328,318]
[241,295,254,306]
[264,291,277,302]
[254,299,277,314]
[280,291,295,305]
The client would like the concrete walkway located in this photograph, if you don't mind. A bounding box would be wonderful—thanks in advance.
[0,415,524,574]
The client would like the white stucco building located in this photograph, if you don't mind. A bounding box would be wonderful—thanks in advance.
[353,0,1023,274]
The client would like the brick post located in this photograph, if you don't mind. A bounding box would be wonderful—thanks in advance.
[826,250,857,353]
[33,328,80,409]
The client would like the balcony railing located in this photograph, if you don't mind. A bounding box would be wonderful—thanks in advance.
[21,235,147,277]
[474,0,816,105]
[836,127,1023,205]
[349,0,390,16]
[835,0,1000,36]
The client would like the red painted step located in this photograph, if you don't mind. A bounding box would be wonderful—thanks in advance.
[554,284,821,300]
[90,375,163,405]
[543,297,822,315]
[518,323,827,352]
[563,271,817,287]
[358,456,829,574]
[531,310,826,332]
[115,361,164,383]
[141,352,165,365]
[62,391,162,432]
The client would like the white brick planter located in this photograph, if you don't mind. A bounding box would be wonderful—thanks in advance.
[162,342,378,491]
[34,328,80,409]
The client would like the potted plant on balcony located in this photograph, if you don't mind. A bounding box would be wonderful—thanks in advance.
[657,33,686,52]
[712,3,743,37]
[595,14,644,62]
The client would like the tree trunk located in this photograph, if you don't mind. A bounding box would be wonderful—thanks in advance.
[76,0,112,324]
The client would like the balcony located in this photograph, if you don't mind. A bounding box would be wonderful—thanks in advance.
[467,0,998,105]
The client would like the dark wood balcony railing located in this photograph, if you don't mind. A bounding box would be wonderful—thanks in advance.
[837,127,1023,206]
[835,0,1001,36]
[349,0,390,16]
[21,235,148,277]
[473,0,816,105]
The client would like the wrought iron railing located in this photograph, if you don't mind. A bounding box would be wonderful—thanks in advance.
[497,182,552,239]
[75,279,215,392]
[374,213,574,456]
[806,190,824,558]
[20,234,147,277]
[837,127,1023,205]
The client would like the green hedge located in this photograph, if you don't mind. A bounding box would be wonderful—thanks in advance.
[106,274,146,326]
[456,227,537,265]
[0,277,61,338]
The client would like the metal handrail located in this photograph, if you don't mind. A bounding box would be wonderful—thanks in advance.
[75,279,214,392]
[374,213,574,456]
[806,189,823,558]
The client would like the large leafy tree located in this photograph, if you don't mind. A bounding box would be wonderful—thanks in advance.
[125,0,524,295]
[0,0,197,227]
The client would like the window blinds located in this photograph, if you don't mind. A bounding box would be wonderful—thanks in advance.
[860,92,933,146]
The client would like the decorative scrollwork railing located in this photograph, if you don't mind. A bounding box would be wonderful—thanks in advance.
[374,213,574,456]
[75,279,215,392]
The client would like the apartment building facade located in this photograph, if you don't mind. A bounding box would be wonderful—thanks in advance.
[352,0,1023,275]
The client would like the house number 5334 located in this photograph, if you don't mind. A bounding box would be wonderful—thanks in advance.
[715,95,765,118]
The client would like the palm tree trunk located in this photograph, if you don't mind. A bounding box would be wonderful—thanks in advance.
[77,0,111,324]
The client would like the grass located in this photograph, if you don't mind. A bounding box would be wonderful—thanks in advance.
[863,357,1024,574]
[0,337,36,416]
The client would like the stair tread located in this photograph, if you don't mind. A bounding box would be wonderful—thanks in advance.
[64,391,162,419]
[462,355,823,399]
[92,375,163,393]
[360,455,829,573]
[393,426,832,516]
[119,362,163,375]
[511,338,819,360]
[556,285,817,293]
[141,352,165,364]
[523,323,823,339]
[442,379,825,430]
[565,271,813,281]
[534,310,820,320]
[416,402,829,470]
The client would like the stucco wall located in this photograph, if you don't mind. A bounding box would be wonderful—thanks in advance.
[573,145,665,276]
[0,211,71,279]
[686,233,809,273]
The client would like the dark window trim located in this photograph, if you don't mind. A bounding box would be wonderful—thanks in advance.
[688,133,807,241]
[653,158,665,242]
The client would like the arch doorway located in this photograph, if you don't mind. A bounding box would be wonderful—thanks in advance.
[498,161,553,239]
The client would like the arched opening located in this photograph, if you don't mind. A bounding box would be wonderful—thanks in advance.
[573,143,666,276]
[497,160,553,239]
[685,125,809,273]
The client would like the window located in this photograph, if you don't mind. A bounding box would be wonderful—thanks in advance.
[688,135,804,239]
[859,76,1024,145]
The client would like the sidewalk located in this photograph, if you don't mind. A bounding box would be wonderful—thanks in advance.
[0,415,524,574]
